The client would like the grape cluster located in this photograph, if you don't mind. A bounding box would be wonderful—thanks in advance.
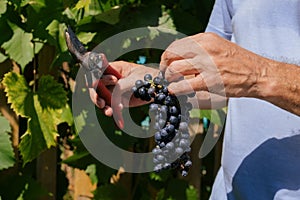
[132,73,193,176]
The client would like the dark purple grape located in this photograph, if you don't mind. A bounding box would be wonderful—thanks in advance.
[143,81,151,88]
[138,87,147,98]
[154,164,162,172]
[156,154,164,161]
[163,163,171,169]
[149,103,159,112]
[179,139,189,148]
[185,160,192,168]
[154,132,161,141]
[166,142,174,150]
[160,105,168,114]
[158,119,166,128]
[159,142,166,148]
[162,86,168,94]
[162,149,169,156]
[179,122,188,131]
[155,93,166,103]
[153,76,162,85]
[181,132,190,139]
[175,147,183,155]
[181,170,188,177]
[169,116,179,126]
[135,79,144,88]
[154,122,161,130]
[165,95,176,106]
[169,106,179,116]
[166,124,175,134]
[144,74,152,81]
[152,147,162,155]
[160,129,168,137]
[148,87,156,97]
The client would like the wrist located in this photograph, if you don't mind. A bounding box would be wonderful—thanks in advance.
[254,59,299,101]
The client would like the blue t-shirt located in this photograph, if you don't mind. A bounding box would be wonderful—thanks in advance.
[206,0,300,199]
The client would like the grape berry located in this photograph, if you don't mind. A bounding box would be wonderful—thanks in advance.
[132,73,193,176]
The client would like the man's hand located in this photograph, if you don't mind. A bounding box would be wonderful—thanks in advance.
[160,32,267,99]
[90,61,159,128]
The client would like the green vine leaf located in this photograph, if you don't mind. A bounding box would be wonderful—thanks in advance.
[74,0,91,11]
[0,52,7,63]
[0,0,7,16]
[2,72,32,117]
[0,116,15,170]
[2,72,72,165]
[37,75,67,110]
[1,23,34,69]
[77,32,96,45]
[186,185,199,200]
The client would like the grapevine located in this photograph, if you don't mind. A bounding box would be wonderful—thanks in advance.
[132,73,193,176]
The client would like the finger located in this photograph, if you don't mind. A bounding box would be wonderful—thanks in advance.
[89,88,106,109]
[160,50,182,73]
[168,75,207,95]
[168,74,226,97]
[101,74,118,86]
[103,106,113,117]
[109,61,141,77]
[165,59,200,82]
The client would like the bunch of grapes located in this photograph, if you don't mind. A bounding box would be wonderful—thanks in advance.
[132,73,193,176]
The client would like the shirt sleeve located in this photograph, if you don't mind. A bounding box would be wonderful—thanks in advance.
[205,0,233,40]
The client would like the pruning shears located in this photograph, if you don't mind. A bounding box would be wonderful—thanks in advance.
[65,27,122,99]
[65,27,124,128]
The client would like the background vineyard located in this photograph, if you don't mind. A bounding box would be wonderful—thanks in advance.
[0,0,225,199]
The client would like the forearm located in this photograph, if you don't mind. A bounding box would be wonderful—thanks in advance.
[255,60,300,116]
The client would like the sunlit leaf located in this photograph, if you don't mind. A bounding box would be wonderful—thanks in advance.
[3,72,71,165]
[0,52,7,63]
[85,164,98,185]
[0,116,15,170]
[2,72,32,117]
[34,41,44,54]
[77,32,96,45]
[0,0,7,16]
[46,20,67,52]
[1,23,34,69]
[75,0,91,12]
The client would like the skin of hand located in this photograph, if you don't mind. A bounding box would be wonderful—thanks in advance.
[89,61,159,128]
[160,32,300,116]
